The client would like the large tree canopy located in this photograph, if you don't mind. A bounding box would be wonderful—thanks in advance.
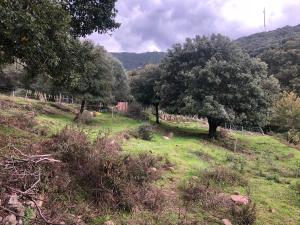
[160,34,280,138]
[0,0,120,82]
[130,64,162,123]
[108,56,130,103]
[68,41,113,114]
[61,0,120,37]
[0,0,70,69]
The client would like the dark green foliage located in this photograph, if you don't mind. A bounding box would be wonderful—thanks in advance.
[69,41,113,106]
[61,0,120,37]
[130,64,162,123]
[0,0,70,71]
[235,24,300,56]
[160,34,279,138]
[138,123,154,141]
[109,55,130,102]
[236,25,300,94]
[125,103,147,120]
[112,52,166,70]
[0,0,121,101]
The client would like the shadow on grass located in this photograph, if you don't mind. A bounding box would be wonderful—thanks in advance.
[153,120,210,140]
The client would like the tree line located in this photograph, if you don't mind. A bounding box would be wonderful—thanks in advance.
[0,0,129,117]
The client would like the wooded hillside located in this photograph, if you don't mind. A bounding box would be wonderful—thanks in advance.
[111,52,166,70]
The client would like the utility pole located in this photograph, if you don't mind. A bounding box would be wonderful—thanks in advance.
[263,7,266,32]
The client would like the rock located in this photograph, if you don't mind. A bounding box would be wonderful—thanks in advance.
[8,194,25,217]
[166,132,174,138]
[222,219,232,225]
[25,201,35,208]
[2,214,17,225]
[269,208,276,213]
[148,167,157,173]
[17,219,23,225]
[36,195,44,208]
[230,195,249,205]
[163,136,170,140]
[0,216,3,222]
[104,221,115,225]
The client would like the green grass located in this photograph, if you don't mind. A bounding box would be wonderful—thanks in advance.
[1,95,299,224]
[36,112,141,139]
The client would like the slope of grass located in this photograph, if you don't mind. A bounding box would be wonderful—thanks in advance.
[0,95,299,224]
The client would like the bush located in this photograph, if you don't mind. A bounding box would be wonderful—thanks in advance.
[47,127,165,211]
[200,166,248,187]
[138,123,154,140]
[293,181,300,194]
[125,103,147,120]
[76,110,94,124]
[287,129,300,145]
[0,112,37,131]
[230,203,256,225]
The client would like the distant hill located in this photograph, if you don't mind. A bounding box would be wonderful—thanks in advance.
[235,24,300,56]
[236,24,300,95]
[111,52,166,70]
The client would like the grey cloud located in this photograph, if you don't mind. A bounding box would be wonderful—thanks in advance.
[86,0,300,52]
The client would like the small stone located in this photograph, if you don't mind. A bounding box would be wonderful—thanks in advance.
[148,167,157,173]
[163,136,170,140]
[269,208,276,213]
[222,219,232,225]
[36,195,44,207]
[231,195,249,205]
[25,201,35,208]
[104,221,115,225]
[18,219,23,225]
[8,194,25,217]
[167,132,174,138]
[2,214,17,225]
[0,216,3,222]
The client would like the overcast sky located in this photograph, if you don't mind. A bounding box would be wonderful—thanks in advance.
[85,0,300,53]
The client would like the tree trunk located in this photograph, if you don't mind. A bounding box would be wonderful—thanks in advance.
[154,104,159,124]
[208,117,219,139]
[74,99,86,121]
[80,99,86,114]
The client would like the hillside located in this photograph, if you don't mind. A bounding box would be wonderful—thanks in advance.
[0,95,299,225]
[235,24,300,56]
[111,52,166,70]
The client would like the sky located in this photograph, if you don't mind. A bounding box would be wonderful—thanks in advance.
[85,0,300,53]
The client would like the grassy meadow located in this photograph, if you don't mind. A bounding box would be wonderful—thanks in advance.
[0,95,299,225]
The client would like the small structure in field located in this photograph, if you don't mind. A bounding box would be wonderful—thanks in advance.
[116,102,128,112]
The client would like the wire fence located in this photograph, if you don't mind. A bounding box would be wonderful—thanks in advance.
[0,88,76,104]
[223,123,264,135]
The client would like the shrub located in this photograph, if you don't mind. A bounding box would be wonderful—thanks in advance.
[293,181,300,194]
[138,123,154,140]
[0,112,37,131]
[76,110,94,124]
[180,177,231,210]
[272,92,300,131]
[125,103,147,120]
[287,129,300,145]
[230,203,256,225]
[199,166,248,187]
[47,127,164,211]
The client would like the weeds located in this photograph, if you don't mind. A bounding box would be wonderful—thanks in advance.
[230,203,256,225]
[199,166,248,187]
[48,127,165,211]
[138,123,154,140]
